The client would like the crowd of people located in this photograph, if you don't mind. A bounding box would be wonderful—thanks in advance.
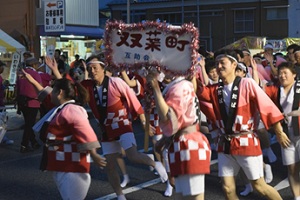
[1,41,300,200]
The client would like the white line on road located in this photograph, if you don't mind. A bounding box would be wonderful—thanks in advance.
[94,156,219,200]
[94,178,162,200]
[274,177,289,191]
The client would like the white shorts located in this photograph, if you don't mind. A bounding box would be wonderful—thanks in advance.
[218,153,264,180]
[175,174,205,196]
[101,132,137,155]
[281,135,300,165]
[53,172,91,200]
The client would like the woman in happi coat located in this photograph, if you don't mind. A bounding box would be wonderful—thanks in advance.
[146,67,211,200]
[21,70,107,200]
[265,61,300,200]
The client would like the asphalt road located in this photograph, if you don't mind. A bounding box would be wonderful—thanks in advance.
[0,109,296,200]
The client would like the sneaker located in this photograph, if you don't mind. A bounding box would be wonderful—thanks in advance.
[20,145,33,153]
[2,138,14,145]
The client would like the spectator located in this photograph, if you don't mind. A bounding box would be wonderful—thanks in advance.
[16,57,42,153]
[70,54,81,69]
[0,60,13,145]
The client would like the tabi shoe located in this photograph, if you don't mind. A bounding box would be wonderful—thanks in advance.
[154,161,168,183]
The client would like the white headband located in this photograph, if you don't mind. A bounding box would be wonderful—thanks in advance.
[237,62,247,72]
[87,61,105,66]
[216,54,238,63]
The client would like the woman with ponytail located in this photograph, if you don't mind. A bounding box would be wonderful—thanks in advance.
[22,59,107,200]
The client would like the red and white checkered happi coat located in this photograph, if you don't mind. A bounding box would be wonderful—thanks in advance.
[45,104,99,173]
[160,79,211,176]
[197,78,284,156]
[168,132,211,177]
[81,77,144,141]
[150,107,162,135]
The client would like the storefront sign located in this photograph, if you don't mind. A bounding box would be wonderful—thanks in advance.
[104,21,199,76]
[44,0,65,32]
[8,52,20,84]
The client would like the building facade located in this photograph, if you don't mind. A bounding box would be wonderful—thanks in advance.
[105,0,299,51]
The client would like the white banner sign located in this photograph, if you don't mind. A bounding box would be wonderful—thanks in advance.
[44,0,65,32]
[105,21,199,75]
[8,52,20,84]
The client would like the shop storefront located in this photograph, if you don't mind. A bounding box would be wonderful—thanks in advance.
[39,25,104,62]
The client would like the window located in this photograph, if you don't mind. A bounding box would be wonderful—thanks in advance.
[121,10,146,23]
[199,10,223,17]
[266,7,287,20]
[154,13,182,25]
[234,9,254,33]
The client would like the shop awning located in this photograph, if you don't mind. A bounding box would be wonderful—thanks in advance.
[0,29,26,52]
[39,25,104,38]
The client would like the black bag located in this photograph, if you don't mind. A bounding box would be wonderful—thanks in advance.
[39,121,50,143]
[16,95,29,107]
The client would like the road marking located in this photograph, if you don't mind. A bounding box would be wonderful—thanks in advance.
[94,156,219,200]
[94,178,161,200]
[211,159,218,165]
[274,177,289,191]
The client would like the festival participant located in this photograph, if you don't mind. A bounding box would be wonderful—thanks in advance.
[235,62,275,196]
[293,46,300,78]
[107,69,131,188]
[144,74,175,197]
[81,55,168,200]
[286,44,299,64]
[242,48,271,82]
[196,49,290,200]
[146,67,211,200]
[264,62,300,200]
[262,43,286,84]
[22,71,107,200]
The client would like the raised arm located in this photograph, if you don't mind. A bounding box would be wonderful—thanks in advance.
[250,57,260,84]
[45,56,62,79]
[199,58,209,85]
[146,71,169,122]
[21,69,44,92]
[120,70,137,88]
[82,60,89,80]
[264,52,278,78]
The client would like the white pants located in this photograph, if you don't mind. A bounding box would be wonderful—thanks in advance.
[175,174,205,196]
[53,171,91,200]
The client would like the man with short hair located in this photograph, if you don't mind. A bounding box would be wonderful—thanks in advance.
[286,44,299,63]
[81,55,168,200]
[196,49,289,200]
